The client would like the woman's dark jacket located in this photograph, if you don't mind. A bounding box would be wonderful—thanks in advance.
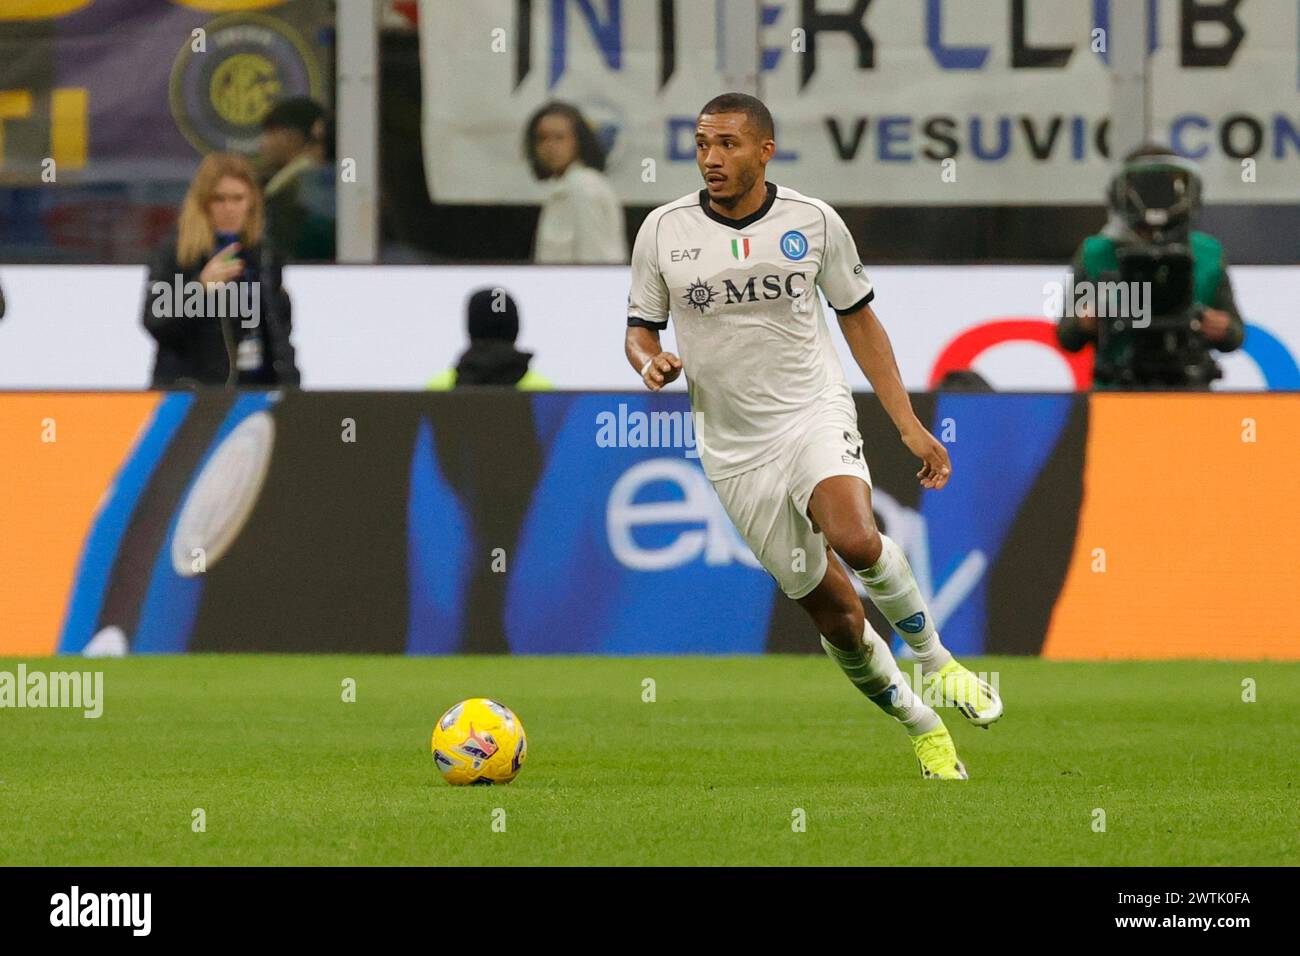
[141,232,301,388]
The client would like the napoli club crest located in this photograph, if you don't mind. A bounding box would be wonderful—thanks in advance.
[780,230,808,260]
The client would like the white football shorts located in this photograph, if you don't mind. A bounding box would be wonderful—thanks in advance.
[711,404,872,600]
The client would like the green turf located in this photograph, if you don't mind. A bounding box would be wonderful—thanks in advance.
[0,655,1295,866]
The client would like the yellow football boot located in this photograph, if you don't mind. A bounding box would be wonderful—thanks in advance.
[928,660,1003,728]
[911,724,969,780]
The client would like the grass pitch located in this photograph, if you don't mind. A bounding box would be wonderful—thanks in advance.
[0,655,1295,866]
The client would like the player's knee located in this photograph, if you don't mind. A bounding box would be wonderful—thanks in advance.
[829,527,882,572]
[816,605,865,649]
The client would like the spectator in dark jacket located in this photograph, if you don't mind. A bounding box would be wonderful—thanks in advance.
[258,97,336,262]
[142,153,300,388]
[426,288,552,390]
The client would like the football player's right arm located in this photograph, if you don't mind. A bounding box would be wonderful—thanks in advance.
[625,213,681,390]
[626,325,681,390]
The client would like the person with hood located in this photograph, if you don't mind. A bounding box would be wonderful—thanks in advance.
[426,287,551,389]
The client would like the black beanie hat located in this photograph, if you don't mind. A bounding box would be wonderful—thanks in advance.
[466,287,519,342]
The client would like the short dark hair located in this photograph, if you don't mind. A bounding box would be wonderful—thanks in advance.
[261,97,326,138]
[523,101,607,179]
[698,92,774,140]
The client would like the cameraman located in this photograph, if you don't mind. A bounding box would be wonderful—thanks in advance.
[1057,145,1244,389]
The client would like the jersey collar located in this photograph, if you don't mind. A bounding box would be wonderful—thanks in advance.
[697,180,778,230]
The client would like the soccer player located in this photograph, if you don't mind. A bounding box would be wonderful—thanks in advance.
[624,93,1002,780]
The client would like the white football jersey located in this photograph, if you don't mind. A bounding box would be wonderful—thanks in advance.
[627,181,874,479]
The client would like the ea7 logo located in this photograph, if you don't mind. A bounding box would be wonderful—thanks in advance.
[670,248,701,261]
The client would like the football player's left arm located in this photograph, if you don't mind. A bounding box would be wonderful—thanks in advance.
[838,303,951,490]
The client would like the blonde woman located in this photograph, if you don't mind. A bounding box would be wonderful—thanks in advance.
[142,153,300,388]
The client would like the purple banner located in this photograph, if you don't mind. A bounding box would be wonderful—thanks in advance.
[0,0,332,183]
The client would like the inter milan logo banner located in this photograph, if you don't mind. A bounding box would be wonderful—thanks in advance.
[0,0,331,183]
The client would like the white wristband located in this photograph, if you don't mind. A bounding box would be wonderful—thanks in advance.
[640,356,655,377]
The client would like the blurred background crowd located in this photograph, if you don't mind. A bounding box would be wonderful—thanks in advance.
[0,0,1296,392]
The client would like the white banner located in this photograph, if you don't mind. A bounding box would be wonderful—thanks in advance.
[1,264,1297,391]
[420,0,1300,205]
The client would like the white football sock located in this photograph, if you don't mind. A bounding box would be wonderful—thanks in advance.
[853,534,953,675]
[820,624,940,736]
